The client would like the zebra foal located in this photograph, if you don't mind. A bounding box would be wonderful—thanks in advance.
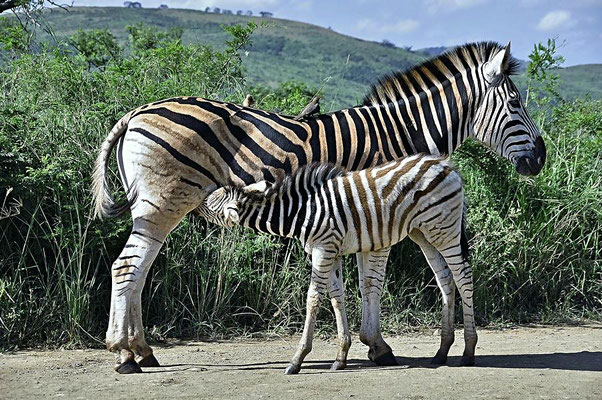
[198,154,474,374]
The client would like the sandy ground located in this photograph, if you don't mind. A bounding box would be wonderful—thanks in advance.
[1,326,601,399]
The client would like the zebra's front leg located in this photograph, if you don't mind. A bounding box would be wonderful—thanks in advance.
[106,216,173,374]
[410,231,456,365]
[357,248,397,366]
[284,247,334,375]
[328,257,351,371]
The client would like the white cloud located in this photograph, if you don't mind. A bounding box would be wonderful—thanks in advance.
[537,10,573,31]
[356,18,420,34]
[425,0,488,13]
[383,19,420,33]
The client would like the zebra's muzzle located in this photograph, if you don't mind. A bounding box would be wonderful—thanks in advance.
[515,136,546,176]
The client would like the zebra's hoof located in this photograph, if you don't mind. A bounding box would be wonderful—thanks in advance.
[330,360,346,371]
[284,364,301,375]
[460,355,475,366]
[138,354,160,368]
[373,351,398,366]
[431,351,448,365]
[115,359,143,374]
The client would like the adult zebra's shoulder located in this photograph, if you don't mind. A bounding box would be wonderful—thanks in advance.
[198,154,475,374]
[93,41,543,373]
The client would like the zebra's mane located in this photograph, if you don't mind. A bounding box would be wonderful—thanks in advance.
[241,163,344,203]
[362,41,521,106]
[271,162,344,197]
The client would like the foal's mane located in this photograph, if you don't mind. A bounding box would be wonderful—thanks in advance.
[268,163,344,197]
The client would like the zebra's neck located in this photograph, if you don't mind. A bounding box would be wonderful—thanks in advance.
[306,84,481,169]
[237,192,309,239]
[235,163,342,240]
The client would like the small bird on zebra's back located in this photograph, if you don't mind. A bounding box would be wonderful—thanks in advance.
[294,95,320,120]
[242,94,255,108]
[198,153,476,374]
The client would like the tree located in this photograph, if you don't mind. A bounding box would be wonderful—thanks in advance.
[0,0,23,13]
[69,29,121,69]
[0,0,65,14]
[526,38,565,125]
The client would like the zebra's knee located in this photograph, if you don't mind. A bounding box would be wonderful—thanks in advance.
[106,333,128,353]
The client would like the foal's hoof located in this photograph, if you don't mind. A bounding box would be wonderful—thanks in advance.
[330,361,346,371]
[431,351,448,365]
[373,351,398,366]
[138,354,160,368]
[284,364,301,375]
[115,359,143,374]
[460,355,475,366]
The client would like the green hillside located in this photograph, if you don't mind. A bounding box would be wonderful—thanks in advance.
[31,7,602,107]
[36,6,425,109]
[556,64,602,100]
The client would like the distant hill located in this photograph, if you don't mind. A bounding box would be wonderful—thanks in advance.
[31,7,602,108]
[556,64,602,100]
[415,46,448,58]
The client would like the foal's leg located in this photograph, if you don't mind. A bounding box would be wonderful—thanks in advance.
[357,248,397,366]
[285,247,335,375]
[328,257,351,371]
[410,231,456,365]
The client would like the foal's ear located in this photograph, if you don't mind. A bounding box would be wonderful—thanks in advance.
[242,180,271,194]
[223,201,240,227]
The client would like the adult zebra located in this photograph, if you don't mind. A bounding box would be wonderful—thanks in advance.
[93,41,545,373]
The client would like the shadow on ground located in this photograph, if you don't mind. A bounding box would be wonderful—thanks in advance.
[148,351,602,374]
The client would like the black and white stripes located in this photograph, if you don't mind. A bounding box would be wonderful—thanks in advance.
[93,41,544,373]
[198,154,476,373]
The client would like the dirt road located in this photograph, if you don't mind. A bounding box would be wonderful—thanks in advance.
[1,326,601,399]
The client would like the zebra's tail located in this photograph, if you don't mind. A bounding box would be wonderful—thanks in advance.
[92,111,136,220]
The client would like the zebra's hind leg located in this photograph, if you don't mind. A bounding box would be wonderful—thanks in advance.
[284,247,334,375]
[328,258,351,371]
[439,243,477,366]
[421,222,477,367]
[356,248,397,366]
[106,212,183,374]
[410,231,456,365]
[129,268,159,368]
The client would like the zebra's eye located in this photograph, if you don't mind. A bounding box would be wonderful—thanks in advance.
[508,99,521,108]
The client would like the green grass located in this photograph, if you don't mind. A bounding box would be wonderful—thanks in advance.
[0,18,600,350]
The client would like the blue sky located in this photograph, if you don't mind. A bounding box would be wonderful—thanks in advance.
[70,0,602,66]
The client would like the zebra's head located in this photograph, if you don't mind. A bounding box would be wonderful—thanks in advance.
[198,181,271,227]
[473,42,546,176]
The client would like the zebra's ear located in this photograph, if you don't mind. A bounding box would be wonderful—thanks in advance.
[483,42,511,82]
[242,180,271,195]
[224,201,240,227]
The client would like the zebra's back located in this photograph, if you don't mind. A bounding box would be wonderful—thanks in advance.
[322,154,463,254]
